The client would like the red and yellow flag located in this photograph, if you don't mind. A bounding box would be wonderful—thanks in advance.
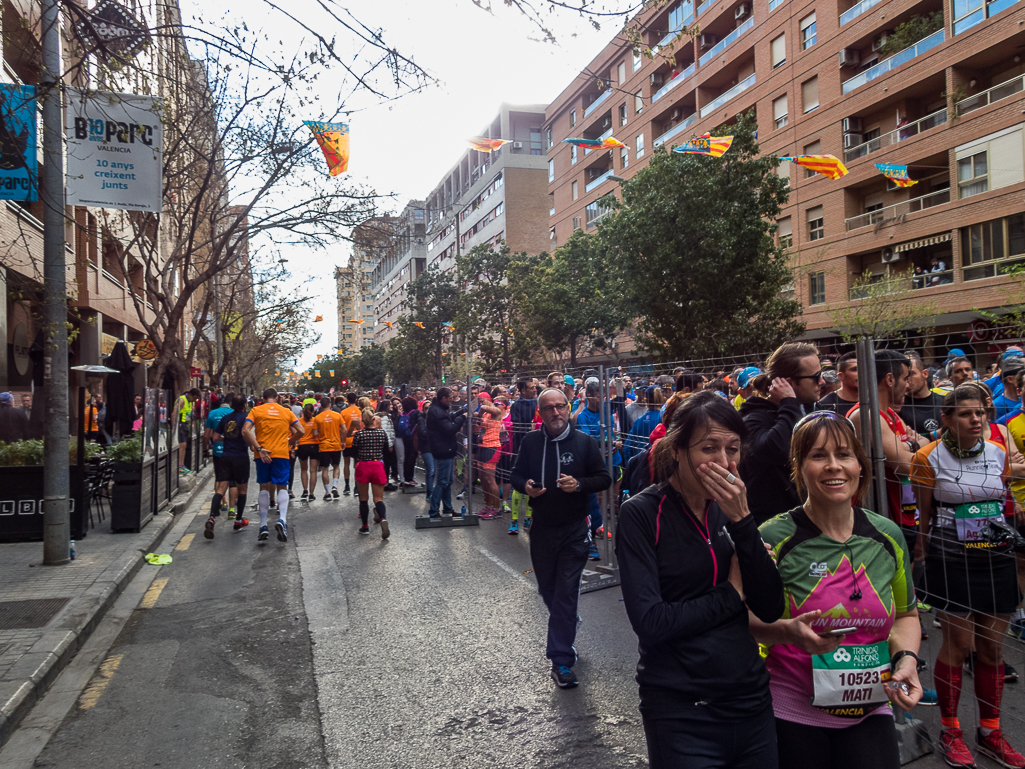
[672,134,734,157]
[348,318,365,325]
[563,137,627,150]
[314,315,323,322]
[304,121,349,176]
[414,322,425,329]
[383,321,393,328]
[781,155,849,180]
[468,137,511,152]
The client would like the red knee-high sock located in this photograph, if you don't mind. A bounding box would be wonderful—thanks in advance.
[935,658,963,730]
[975,661,1004,731]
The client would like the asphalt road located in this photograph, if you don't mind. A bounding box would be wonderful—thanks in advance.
[25,478,1025,768]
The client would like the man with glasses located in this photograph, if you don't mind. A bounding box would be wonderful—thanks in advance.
[511,387,612,690]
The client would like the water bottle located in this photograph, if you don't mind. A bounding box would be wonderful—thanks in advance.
[69,539,76,560]
[461,505,466,517]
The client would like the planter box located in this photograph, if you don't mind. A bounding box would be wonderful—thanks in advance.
[110,456,156,533]
[0,466,87,543]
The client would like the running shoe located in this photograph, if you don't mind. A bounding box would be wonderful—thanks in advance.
[227,508,236,520]
[384,483,398,491]
[918,688,939,705]
[456,489,467,500]
[288,490,295,500]
[939,729,977,768]
[551,665,579,689]
[977,729,1025,768]
[501,504,511,515]
[301,490,309,501]
[204,516,215,539]
[917,600,932,612]
[343,486,351,496]
[258,525,270,541]
[1007,663,1020,683]
[373,511,381,523]
[323,493,331,502]
[524,517,531,531]
[588,541,601,560]
[233,518,250,531]
[478,507,499,519]
[452,511,464,520]
[332,489,340,500]
[359,524,370,535]
[381,519,390,540]
[508,521,518,535]
[276,520,287,542]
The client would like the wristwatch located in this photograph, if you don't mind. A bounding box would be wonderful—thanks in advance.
[891,650,924,671]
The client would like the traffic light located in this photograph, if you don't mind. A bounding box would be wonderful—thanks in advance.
[341,379,348,387]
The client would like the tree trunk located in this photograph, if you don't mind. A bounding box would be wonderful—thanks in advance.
[569,335,578,368]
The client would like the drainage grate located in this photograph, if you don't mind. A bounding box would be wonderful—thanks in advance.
[0,598,71,630]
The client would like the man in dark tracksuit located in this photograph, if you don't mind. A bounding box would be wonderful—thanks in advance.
[511,387,612,689]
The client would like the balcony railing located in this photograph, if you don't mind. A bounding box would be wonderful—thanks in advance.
[583,89,612,119]
[700,72,756,117]
[652,62,696,102]
[844,188,951,230]
[955,0,1020,34]
[654,17,694,52]
[843,108,947,161]
[849,277,907,300]
[913,268,954,288]
[841,29,945,94]
[699,16,754,66]
[653,112,699,147]
[697,0,714,15]
[957,73,1025,116]
[585,168,614,193]
[840,0,883,25]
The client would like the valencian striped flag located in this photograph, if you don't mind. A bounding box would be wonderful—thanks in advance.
[780,154,848,180]
[414,322,425,329]
[442,321,454,330]
[672,134,734,157]
[468,137,511,152]
[875,163,917,187]
[563,137,627,150]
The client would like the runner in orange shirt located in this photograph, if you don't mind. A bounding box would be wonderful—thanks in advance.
[313,396,344,502]
[338,391,364,496]
[242,388,303,543]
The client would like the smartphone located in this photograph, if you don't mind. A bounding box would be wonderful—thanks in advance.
[821,626,858,636]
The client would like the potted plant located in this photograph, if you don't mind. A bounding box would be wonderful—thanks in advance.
[108,435,156,532]
[0,439,91,542]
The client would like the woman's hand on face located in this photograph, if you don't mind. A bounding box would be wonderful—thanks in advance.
[696,461,750,522]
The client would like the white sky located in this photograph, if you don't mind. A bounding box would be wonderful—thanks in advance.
[181,0,618,372]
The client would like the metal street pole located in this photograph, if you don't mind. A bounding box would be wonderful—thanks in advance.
[41,0,69,565]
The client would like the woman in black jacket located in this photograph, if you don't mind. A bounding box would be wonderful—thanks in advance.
[617,392,786,769]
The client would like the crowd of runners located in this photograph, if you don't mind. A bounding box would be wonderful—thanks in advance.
[195,341,1025,769]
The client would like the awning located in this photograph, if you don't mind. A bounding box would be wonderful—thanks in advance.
[894,232,952,253]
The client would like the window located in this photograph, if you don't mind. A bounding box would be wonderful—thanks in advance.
[809,271,826,304]
[570,110,577,127]
[586,200,612,228]
[572,180,579,200]
[958,151,988,197]
[636,132,645,158]
[771,34,786,68]
[963,214,1025,279]
[619,103,628,127]
[635,91,644,114]
[621,147,629,168]
[772,94,788,129]
[573,216,582,231]
[530,129,543,155]
[633,50,642,71]
[778,217,792,248]
[618,61,627,84]
[776,160,790,186]
[807,205,824,241]
[801,76,819,113]
[800,12,816,49]
[546,127,553,149]
[548,159,555,182]
[803,140,821,177]
[571,145,578,165]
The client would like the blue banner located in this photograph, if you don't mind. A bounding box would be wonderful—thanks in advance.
[0,85,37,201]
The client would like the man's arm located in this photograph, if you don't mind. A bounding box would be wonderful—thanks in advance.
[289,419,304,447]
[577,435,613,493]
[853,412,916,476]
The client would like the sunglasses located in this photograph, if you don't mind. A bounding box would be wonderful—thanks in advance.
[793,410,856,433]
[790,370,824,383]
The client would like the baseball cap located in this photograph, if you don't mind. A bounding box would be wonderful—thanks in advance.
[737,366,762,389]
[645,385,657,399]
[563,375,575,386]
[0,392,12,405]
[947,348,966,360]
[478,391,492,401]
[1002,347,1024,361]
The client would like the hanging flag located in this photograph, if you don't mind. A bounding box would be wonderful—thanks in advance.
[275,370,280,375]
[875,163,918,187]
[414,322,425,329]
[467,137,511,152]
[314,371,321,378]
[562,137,626,150]
[304,121,349,176]
[780,155,848,180]
[317,354,323,360]
[672,134,734,157]
[383,321,393,328]
[336,349,343,355]
[314,315,323,322]
[442,322,454,330]
[348,318,365,324]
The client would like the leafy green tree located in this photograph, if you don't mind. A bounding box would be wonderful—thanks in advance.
[402,267,460,380]
[385,321,435,384]
[350,344,388,388]
[599,111,804,360]
[509,231,631,367]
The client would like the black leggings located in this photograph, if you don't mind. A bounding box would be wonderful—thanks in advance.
[775,714,899,769]
[402,437,418,482]
[643,703,777,769]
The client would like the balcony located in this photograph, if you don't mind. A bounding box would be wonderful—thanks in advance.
[699,16,754,66]
[840,0,883,25]
[843,108,947,162]
[654,112,699,147]
[585,168,615,193]
[957,73,1025,116]
[842,30,945,94]
[584,127,613,156]
[654,17,694,51]
[700,72,756,117]
[955,0,1020,34]
[583,89,612,119]
[844,188,951,230]
[652,63,696,102]
[697,0,714,15]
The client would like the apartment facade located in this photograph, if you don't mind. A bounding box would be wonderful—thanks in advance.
[367,201,426,346]
[547,0,1025,362]
[335,262,373,354]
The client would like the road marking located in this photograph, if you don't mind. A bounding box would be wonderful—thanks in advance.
[176,533,195,551]
[477,547,535,590]
[77,653,123,710]
[139,576,169,610]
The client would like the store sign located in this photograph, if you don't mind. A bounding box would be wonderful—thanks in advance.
[101,332,120,356]
[133,338,157,360]
[0,85,38,202]
[73,0,151,60]
[65,89,162,212]
[189,367,202,378]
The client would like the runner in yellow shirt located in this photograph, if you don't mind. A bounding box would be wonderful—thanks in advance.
[242,388,303,543]
[313,396,344,502]
[338,391,363,496]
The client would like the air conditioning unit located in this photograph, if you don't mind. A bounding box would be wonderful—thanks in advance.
[842,116,863,133]
[881,247,899,263]
[650,72,665,87]
[735,3,750,19]
[512,141,523,149]
[838,48,860,67]
[871,32,889,52]
[699,33,718,49]
[671,107,681,120]
[843,133,863,149]
[602,117,612,129]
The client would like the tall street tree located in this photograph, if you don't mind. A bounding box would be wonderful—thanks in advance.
[401,267,460,380]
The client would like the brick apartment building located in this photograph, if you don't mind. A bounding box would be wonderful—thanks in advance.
[547,0,1025,363]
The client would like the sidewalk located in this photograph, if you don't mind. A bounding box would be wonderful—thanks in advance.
[0,464,213,748]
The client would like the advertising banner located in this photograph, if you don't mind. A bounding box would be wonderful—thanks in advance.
[0,85,38,201]
[65,89,162,212]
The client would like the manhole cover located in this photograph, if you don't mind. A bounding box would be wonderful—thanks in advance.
[0,598,70,630]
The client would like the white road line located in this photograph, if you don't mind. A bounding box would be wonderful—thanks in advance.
[476,547,536,590]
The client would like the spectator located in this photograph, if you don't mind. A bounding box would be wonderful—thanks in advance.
[0,392,29,443]
[815,350,859,414]
[426,387,467,518]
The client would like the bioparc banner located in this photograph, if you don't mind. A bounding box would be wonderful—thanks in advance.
[0,84,38,201]
[65,89,162,212]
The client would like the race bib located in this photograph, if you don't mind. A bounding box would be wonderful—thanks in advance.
[811,642,891,717]
[953,500,1003,543]
[900,476,918,522]
[213,441,224,457]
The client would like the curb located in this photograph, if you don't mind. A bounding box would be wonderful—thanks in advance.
[0,463,213,749]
